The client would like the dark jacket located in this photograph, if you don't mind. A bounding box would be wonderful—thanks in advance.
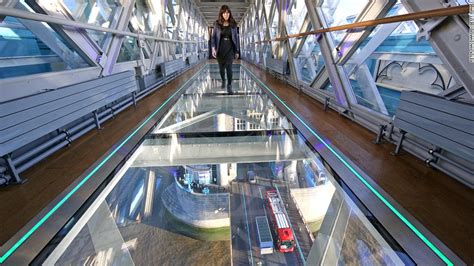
[211,21,240,55]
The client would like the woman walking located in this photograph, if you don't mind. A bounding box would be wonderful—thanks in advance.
[211,5,240,93]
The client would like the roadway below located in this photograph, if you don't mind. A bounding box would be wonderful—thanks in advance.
[230,179,312,265]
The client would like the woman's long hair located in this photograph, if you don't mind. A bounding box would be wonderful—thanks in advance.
[217,5,237,27]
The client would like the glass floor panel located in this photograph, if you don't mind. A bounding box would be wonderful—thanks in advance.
[41,64,412,265]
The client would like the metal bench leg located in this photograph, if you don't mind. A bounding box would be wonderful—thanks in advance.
[110,107,115,118]
[324,97,330,111]
[393,130,406,155]
[386,123,394,141]
[60,129,72,145]
[374,124,387,144]
[4,154,23,184]
[132,91,137,107]
[93,111,101,129]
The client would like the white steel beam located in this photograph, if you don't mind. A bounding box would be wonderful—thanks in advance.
[335,0,397,65]
[0,55,62,68]
[344,21,401,76]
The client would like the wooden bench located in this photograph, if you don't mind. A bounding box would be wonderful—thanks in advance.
[0,71,137,182]
[393,91,474,163]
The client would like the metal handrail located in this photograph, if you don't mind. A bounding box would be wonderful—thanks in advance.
[252,5,469,43]
[0,7,207,44]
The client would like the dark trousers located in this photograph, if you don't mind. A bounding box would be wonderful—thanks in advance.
[218,61,233,85]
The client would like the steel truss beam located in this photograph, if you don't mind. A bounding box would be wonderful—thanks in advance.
[305,0,353,108]
[100,1,135,76]
[402,0,474,98]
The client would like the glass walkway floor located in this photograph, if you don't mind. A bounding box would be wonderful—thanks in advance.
[0,64,459,265]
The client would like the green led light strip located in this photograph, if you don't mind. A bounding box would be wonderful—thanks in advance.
[241,64,453,266]
[0,65,207,264]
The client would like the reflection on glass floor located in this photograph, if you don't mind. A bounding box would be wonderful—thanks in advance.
[154,67,292,134]
[43,65,411,265]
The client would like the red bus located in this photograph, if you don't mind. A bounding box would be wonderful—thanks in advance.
[266,189,295,253]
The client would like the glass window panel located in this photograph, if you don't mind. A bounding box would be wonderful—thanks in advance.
[286,0,306,47]
[257,2,263,19]
[270,8,279,54]
[0,16,89,79]
[165,2,177,40]
[265,0,272,22]
[61,0,120,46]
[342,3,456,116]
[131,2,159,48]
[270,8,279,39]
[295,31,324,84]
[117,36,141,62]
[173,0,180,18]
[323,82,335,94]
[320,0,369,45]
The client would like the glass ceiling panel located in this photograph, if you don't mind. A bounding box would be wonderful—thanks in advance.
[41,64,414,265]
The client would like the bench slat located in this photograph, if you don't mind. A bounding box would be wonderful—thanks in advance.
[144,73,164,89]
[394,119,474,162]
[266,58,285,75]
[394,91,474,162]
[0,84,136,156]
[398,101,474,134]
[395,110,474,149]
[189,55,199,65]
[162,59,185,76]
[1,78,135,128]
[0,83,136,146]
[0,71,133,116]
[400,91,473,119]
[0,71,138,156]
